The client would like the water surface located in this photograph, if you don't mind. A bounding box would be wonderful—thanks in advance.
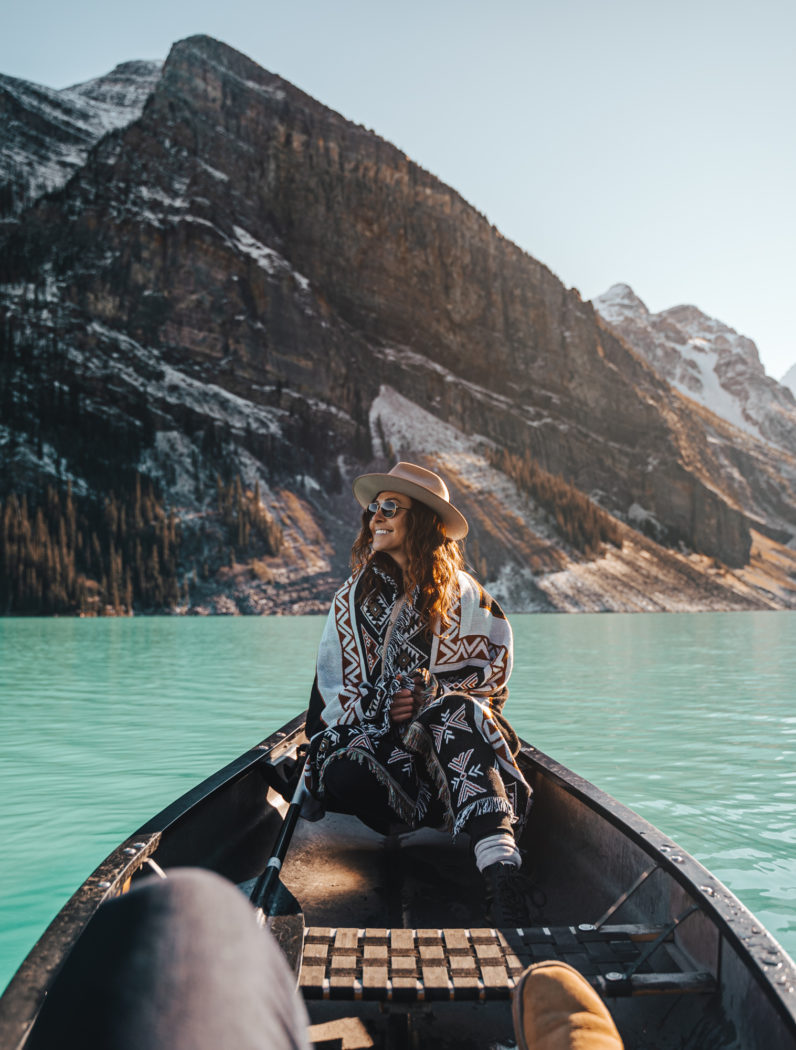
[1,611,794,991]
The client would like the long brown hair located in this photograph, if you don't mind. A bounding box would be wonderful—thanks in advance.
[351,500,464,633]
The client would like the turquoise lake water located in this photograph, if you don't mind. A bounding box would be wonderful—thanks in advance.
[1,611,795,992]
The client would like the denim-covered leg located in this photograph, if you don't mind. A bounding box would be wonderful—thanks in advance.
[28,868,310,1050]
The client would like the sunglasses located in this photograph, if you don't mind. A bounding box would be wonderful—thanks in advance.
[366,499,408,518]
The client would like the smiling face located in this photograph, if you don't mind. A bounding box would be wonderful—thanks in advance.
[369,490,412,570]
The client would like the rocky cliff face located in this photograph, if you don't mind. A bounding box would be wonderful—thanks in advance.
[2,35,796,614]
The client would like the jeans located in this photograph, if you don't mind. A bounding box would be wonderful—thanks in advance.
[28,868,310,1050]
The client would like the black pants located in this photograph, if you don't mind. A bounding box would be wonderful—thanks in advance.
[323,755,513,841]
[28,869,310,1050]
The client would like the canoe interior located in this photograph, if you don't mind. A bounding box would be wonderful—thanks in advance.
[283,793,730,1048]
[2,717,794,1050]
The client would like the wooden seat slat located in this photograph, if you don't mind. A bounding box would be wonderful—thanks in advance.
[363,943,388,961]
[421,965,451,990]
[362,928,388,940]
[390,929,415,951]
[443,929,470,951]
[474,941,502,961]
[362,964,389,988]
[419,944,445,962]
[450,973,482,999]
[333,928,359,951]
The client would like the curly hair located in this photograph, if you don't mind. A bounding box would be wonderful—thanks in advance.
[351,500,464,633]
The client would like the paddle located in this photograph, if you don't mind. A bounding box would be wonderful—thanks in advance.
[250,749,309,973]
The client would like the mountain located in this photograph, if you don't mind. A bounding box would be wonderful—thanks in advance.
[2,36,796,615]
[0,60,161,217]
[594,284,796,454]
[783,364,796,399]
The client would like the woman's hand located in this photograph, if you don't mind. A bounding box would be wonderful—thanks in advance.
[389,687,416,724]
[389,675,424,725]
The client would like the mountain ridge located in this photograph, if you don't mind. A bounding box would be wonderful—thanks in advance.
[2,35,796,615]
[594,283,796,455]
[0,59,161,217]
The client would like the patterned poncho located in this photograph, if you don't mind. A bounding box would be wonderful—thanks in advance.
[306,565,530,833]
[310,566,513,734]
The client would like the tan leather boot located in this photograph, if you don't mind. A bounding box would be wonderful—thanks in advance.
[511,960,624,1050]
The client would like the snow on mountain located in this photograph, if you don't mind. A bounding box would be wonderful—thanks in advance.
[371,385,564,544]
[66,60,162,112]
[782,364,796,399]
[594,284,796,455]
[0,60,161,215]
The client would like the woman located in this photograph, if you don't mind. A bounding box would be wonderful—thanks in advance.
[306,462,535,925]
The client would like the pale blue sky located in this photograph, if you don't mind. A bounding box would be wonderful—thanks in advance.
[2,0,794,378]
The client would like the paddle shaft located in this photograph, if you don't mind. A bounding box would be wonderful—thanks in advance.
[253,754,308,913]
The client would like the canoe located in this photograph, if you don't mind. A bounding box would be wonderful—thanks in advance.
[1,714,795,1049]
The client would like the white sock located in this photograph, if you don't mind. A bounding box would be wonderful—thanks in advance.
[473,832,521,872]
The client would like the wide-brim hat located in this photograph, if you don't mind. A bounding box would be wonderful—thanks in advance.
[352,461,469,540]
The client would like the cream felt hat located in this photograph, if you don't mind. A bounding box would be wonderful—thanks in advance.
[352,462,469,539]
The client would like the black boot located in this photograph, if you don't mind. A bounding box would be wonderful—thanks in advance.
[482,862,541,928]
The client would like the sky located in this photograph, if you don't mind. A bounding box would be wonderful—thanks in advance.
[2,0,795,379]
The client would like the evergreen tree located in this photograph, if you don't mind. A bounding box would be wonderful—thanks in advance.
[0,474,185,615]
[488,448,623,558]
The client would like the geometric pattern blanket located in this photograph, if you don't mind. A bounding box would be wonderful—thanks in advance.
[306,566,532,834]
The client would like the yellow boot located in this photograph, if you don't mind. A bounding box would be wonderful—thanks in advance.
[511,960,624,1050]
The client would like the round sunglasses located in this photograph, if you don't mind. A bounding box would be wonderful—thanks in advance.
[366,499,409,518]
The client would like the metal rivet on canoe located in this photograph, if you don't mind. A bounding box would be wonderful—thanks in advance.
[578,924,596,932]
[605,972,624,982]
[670,855,685,863]
[97,881,111,889]
[123,847,137,855]
[132,842,146,849]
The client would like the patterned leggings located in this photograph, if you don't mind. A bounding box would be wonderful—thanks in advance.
[309,693,529,838]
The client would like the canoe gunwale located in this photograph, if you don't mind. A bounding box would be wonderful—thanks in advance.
[134,712,306,836]
[522,743,796,1036]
